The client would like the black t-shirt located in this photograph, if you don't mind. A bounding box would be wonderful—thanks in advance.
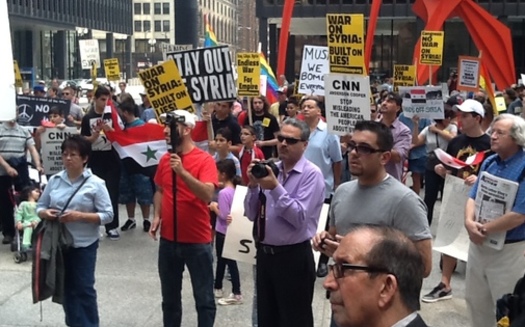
[244,112,280,159]
[212,114,241,145]
[80,109,120,170]
[446,133,492,179]
[278,101,288,117]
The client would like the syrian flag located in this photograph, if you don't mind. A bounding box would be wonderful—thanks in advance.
[433,148,486,170]
[105,100,167,177]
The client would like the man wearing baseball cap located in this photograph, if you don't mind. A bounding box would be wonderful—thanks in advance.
[33,85,46,97]
[150,110,218,326]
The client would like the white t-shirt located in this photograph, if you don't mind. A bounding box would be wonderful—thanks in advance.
[420,124,458,153]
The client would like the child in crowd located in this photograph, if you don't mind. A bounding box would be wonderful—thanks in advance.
[238,126,265,185]
[213,128,241,177]
[209,159,243,305]
[15,185,41,251]
[34,106,68,151]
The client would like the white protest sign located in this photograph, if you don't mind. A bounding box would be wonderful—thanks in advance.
[41,127,79,175]
[161,44,193,60]
[521,74,525,86]
[457,56,480,93]
[433,175,471,262]
[398,86,444,119]
[222,186,329,267]
[259,75,267,96]
[298,45,329,96]
[79,39,101,70]
[164,46,236,104]
[0,0,17,121]
[324,74,370,136]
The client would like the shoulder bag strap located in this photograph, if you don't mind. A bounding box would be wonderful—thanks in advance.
[59,176,90,215]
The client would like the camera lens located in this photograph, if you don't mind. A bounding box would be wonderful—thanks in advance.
[251,163,269,179]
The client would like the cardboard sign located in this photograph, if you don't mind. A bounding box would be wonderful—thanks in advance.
[164,46,236,104]
[326,14,365,75]
[236,53,260,97]
[457,56,480,92]
[0,0,17,122]
[13,60,23,88]
[104,58,121,81]
[324,74,370,136]
[79,39,101,70]
[16,96,71,127]
[138,60,194,119]
[298,45,329,95]
[433,175,471,262]
[398,86,444,119]
[419,31,444,65]
[393,65,416,92]
[41,127,79,175]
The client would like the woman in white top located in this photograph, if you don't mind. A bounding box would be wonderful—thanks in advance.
[411,109,458,225]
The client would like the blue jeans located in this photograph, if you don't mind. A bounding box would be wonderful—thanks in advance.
[158,238,216,327]
[63,240,99,327]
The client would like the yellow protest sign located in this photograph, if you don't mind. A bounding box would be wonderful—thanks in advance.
[13,60,22,88]
[393,65,416,92]
[103,58,121,81]
[91,61,99,90]
[419,31,444,65]
[236,53,260,97]
[495,95,507,113]
[326,14,365,75]
[138,59,194,120]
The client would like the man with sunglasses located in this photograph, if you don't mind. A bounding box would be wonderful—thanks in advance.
[324,225,429,327]
[62,86,84,128]
[244,118,325,327]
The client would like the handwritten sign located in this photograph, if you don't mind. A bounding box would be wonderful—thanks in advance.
[326,14,365,74]
[324,74,370,136]
[79,39,101,70]
[298,45,329,95]
[236,53,260,97]
[419,31,444,66]
[398,86,444,119]
[104,58,121,81]
[41,127,79,175]
[457,56,480,92]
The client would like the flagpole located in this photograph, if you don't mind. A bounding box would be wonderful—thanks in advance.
[205,103,215,154]
[247,98,253,126]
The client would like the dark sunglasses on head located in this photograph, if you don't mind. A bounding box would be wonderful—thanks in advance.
[277,135,303,145]
[348,141,385,155]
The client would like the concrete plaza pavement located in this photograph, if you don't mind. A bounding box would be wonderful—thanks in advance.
[0,201,470,327]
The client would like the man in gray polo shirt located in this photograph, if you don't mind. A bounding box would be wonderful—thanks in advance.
[62,86,84,128]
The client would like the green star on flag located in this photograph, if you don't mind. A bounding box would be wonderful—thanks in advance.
[141,146,158,163]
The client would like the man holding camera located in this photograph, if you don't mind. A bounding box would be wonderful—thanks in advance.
[244,118,325,327]
[149,110,218,327]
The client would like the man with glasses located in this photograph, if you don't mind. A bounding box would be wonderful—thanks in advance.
[324,225,429,327]
[313,121,431,308]
[244,118,325,327]
[62,86,84,128]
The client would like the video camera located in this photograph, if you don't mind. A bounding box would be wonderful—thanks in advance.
[164,112,186,151]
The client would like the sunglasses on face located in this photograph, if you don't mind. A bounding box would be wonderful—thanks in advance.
[277,135,303,145]
[348,141,384,155]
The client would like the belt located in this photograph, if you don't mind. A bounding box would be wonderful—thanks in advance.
[258,240,310,255]
[504,239,525,244]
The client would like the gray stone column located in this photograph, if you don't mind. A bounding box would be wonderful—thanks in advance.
[53,30,67,79]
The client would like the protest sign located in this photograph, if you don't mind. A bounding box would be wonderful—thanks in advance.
[236,53,260,97]
[324,74,370,136]
[326,14,365,75]
[103,58,121,81]
[259,75,267,97]
[164,46,236,104]
[475,172,519,250]
[41,127,78,175]
[457,56,480,92]
[0,0,17,122]
[398,86,444,119]
[161,43,193,60]
[138,60,194,119]
[419,31,444,66]
[433,175,471,262]
[16,96,71,127]
[495,95,507,112]
[13,60,23,88]
[298,45,329,95]
[79,39,101,70]
[393,65,416,92]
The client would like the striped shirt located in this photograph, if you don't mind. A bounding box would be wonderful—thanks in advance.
[0,122,34,176]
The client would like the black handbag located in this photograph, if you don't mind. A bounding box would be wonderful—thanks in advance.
[426,132,442,171]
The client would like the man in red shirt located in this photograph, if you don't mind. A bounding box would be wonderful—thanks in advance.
[149,110,218,327]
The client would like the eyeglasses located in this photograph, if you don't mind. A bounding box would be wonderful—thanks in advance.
[277,135,303,145]
[329,263,392,279]
[348,142,384,155]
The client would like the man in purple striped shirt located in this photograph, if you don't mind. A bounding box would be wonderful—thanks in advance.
[244,118,325,327]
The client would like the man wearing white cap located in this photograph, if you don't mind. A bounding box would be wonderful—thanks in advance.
[149,110,218,327]
[423,99,492,303]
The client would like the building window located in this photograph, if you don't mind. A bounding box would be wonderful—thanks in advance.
[154,3,161,15]
[135,40,149,53]
[143,3,150,15]
[134,20,142,32]
[162,2,169,15]
[144,21,151,32]
[154,20,162,32]
[163,20,170,32]
[134,3,141,15]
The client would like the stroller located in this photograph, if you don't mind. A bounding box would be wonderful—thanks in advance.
[10,164,47,263]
